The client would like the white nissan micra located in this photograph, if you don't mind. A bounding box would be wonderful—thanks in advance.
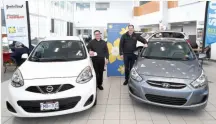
[6,36,97,117]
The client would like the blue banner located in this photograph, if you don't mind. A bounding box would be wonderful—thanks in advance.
[107,23,129,76]
[204,2,216,47]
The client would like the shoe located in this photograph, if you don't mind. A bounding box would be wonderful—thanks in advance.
[97,85,104,90]
[123,80,128,85]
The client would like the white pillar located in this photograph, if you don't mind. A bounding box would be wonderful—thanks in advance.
[0,5,3,79]
[159,1,170,30]
[45,0,51,37]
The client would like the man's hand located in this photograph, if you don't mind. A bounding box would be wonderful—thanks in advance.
[105,59,109,65]
[120,55,124,59]
[143,44,148,48]
[89,51,94,56]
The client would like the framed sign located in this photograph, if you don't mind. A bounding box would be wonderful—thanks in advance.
[3,0,31,48]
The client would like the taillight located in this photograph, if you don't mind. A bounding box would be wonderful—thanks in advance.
[186,39,191,45]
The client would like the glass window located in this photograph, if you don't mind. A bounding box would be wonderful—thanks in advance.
[139,1,150,6]
[67,1,73,12]
[95,2,110,11]
[60,1,65,9]
[29,40,87,62]
[1,9,6,26]
[141,41,196,61]
[51,1,59,7]
[76,3,90,11]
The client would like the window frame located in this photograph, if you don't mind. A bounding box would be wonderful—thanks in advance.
[76,3,90,11]
[95,2,110,11]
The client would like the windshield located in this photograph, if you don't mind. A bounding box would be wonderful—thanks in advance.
[29,40,87,62]
[141,41,196,61]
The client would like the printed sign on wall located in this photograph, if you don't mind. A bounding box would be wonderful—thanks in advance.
[107,23,129,76]
[204,1,216,47]
[3,0,30,48]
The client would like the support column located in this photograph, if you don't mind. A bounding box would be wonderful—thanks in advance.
[45,0,51,37]
[159,1,170,30]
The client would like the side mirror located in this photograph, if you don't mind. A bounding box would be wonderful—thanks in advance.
[134,47,144,56]
[198,53,206,60]
[22,53,28,59]
[134,50,139,56]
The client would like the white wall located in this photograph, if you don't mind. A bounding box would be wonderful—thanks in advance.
[171,26,182,32]
[211,44,216,60]
[74,1,134,28]
[133,12,160,26]
[168,2,206,23]
[183,23,196,35]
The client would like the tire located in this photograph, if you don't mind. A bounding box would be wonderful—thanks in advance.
[93,86,97,106]
[93,93,97,106]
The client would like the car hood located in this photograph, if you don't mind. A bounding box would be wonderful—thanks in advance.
[136,58,202,80]
[19,59,91,79]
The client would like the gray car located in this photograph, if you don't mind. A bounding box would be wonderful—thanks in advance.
[129,38,208,109]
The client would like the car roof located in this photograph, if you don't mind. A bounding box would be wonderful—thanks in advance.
[149,38,186,42]
[43,36,82,41]
[145,31,185,34]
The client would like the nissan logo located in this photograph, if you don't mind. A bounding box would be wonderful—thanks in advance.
[46,86,54,93]
[162,83,170,88]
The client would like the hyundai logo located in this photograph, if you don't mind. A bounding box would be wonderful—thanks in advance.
[162,83,170,88]
[46,86,54,92]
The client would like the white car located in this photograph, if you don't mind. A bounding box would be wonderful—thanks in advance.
[6,36,97,117]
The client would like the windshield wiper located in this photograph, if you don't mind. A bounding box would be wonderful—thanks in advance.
[30,56,40,62]
[142,56,184,60]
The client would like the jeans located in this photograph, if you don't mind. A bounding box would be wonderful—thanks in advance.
[123,54,137,81]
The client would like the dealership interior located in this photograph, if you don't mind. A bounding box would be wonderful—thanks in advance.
[1,0,216,124]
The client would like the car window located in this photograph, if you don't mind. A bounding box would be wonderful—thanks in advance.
[152,32,185,39]
[141,33,153,39]
[162,32,185,38]
[29,40,87,62]
[141,41,196,61]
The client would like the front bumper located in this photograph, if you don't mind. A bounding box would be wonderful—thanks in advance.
[6,76,96,117]
[128,78,208,109]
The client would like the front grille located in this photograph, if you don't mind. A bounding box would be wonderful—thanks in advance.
[147,80,186,89]
[39,85,61,93]
[145,94,187,105]
[26,84,74,94]
[17,96,81,113]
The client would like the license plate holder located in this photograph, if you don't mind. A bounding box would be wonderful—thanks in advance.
[40,101,59,111]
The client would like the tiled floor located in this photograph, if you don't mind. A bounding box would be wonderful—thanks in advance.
[1,61,216,124]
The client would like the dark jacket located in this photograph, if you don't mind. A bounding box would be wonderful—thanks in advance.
[119,32,147,55]
[87,39,109,59]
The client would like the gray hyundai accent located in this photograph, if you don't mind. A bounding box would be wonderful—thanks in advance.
[129,38,208,109]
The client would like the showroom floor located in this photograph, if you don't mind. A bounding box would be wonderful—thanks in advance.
[1,61,216,124]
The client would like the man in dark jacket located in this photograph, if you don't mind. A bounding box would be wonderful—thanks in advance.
[120,25,148,85]
[87,30,109,90]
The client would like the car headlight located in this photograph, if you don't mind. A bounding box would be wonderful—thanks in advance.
[130,68,142,82]
[76,66,93,84]
[191,71,207,88]
[11,69,24,87]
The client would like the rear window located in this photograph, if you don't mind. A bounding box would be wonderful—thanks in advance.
[153,32,185,39]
